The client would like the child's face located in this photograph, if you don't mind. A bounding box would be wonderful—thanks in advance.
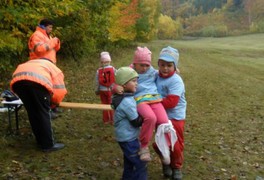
[123,77,138,93]
[101,61,110,66]
[134,63,150,74]
[158,60,175,76]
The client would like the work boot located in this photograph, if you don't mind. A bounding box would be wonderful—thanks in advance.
[51,111,59,119]
[162,164,172,178]
[172,168,183,180]
[42,143,65,152]
[52,107,63,113]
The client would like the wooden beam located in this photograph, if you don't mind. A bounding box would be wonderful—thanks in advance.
[59,102,112,110]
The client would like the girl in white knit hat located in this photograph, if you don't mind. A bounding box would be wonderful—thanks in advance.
[95,51,116,124]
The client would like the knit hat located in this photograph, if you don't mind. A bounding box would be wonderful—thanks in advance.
[39,19,54,27]
[133,47,152,65]
[100,52,111,62]
[115,67,138,85]
[159,46,179,67]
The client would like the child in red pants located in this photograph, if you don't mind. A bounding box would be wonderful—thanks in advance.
[95,52,115,124]
[114,47,176,163]
[153,46,187,180]
[131,47,176,163]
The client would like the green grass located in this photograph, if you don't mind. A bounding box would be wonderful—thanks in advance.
[1,34,263,179]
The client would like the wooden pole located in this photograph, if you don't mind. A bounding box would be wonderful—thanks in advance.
[59,102,112,110]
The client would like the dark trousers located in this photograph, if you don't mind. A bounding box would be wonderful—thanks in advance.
[118,139,148,180]
[13,81,54,149]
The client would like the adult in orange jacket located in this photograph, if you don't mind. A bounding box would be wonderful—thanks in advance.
[10,59,67,152]
[28,18,60,64]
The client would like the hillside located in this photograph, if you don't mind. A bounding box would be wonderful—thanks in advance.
[0,34,263,179]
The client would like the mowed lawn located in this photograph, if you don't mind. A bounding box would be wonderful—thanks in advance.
[0,34,263,179]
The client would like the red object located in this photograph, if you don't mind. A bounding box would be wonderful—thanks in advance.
[98,67,115,87]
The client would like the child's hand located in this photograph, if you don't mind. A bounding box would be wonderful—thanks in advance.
[115,85,124,94]
[112,84,124,94]
[175,67,180,74]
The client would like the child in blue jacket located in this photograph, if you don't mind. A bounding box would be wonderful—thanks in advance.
[111,67,147,180]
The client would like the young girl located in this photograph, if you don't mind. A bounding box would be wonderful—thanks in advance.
[153,46,187,180]
[95,52,115,124]
[131,47,175,163]
[111,67,147,180]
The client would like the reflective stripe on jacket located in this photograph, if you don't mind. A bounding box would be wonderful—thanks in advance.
[28,26,60,63]
[10,59,67,104]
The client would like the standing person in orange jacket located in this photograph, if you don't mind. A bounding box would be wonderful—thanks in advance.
[10,58,67,152]
[28,18,62,118]
[28,18,60,64]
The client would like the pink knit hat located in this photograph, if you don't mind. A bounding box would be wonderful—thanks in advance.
[133,47,151,65]
[100,52,111,62]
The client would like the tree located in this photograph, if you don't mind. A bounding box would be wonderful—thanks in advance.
[157,14,182,39]
[108,0,140,44]
[135,0,160,41]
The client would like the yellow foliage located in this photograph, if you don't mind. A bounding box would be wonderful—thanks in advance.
[108,0,140,42]
[158,14,182,39]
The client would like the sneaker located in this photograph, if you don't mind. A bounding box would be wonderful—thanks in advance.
[162,164,172,178]
[42,143,65,152]
[138,147,152,162]
[172,169,182,180]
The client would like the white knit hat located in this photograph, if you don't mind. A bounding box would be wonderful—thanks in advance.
[100,52,111,62]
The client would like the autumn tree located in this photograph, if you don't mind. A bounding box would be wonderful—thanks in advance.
[157,14,182,39]
[108,0,140,45]
[0,0,81,77]
[135,0,160,41]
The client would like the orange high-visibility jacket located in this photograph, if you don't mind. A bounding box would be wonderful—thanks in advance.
[28,26,60,64]
[10,59,67,105]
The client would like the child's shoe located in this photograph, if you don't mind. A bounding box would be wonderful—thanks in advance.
[162,164,172,178]
[172,168,182,180]
[138,147,151,162]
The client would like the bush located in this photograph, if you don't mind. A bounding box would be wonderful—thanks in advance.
[250,20,264,33]
[200,25,228,37]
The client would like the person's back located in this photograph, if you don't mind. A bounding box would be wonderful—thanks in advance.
[11,59,67,104]
[10,58,67,152]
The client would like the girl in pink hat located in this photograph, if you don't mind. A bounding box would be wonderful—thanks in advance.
[130,47,175,163]
[95,51,116,124]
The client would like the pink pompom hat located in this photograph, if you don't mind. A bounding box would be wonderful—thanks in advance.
[133,47,152,65]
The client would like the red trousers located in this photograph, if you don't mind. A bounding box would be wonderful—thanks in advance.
[99,91,113,124]
[153,120,185,169]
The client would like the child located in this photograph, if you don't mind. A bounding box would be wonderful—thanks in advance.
[153,46,187,180]
[111,67,148,180]
[95,52,115,124]
[131,47,175,163]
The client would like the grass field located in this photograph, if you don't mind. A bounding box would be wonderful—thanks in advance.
[0,34,263,179]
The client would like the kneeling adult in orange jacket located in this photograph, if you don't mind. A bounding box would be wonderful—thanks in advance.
[10,59,67,152]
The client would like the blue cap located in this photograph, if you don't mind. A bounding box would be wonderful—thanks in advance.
[159,46,179,67]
